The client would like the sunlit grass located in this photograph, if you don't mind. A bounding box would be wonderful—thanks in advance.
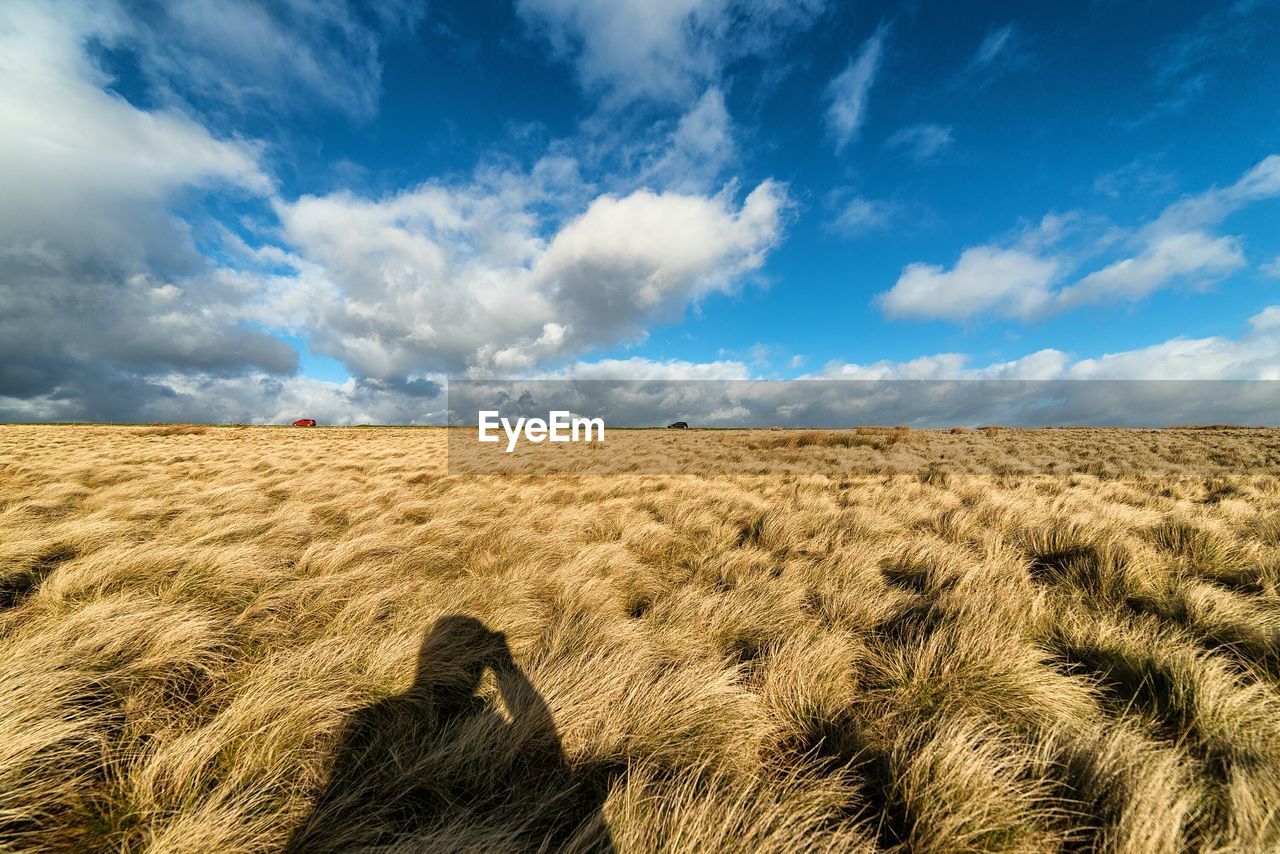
[1,426,1279,851]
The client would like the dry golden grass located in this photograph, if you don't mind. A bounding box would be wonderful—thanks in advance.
[2,425,1280,852]
[753,428,908,452]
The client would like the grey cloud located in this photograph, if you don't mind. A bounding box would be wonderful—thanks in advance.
[0,258,299,415]
[0,2,299,422]
[357,376,444,399]
[0,369,448,426]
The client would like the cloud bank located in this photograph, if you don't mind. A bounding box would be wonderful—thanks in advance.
[0,1,792,423]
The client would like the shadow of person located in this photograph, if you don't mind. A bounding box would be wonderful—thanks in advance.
[287,615,614,853]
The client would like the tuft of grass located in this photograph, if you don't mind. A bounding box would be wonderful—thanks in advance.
[918,463,950,487]
[132,425,209,436]
[757,430,891,451]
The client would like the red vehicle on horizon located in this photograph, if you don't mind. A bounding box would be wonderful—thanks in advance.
[292,419,317,427]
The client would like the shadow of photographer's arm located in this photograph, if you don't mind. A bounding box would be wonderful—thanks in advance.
[491,633,559,743]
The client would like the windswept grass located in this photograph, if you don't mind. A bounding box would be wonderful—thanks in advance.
[1,426,1279,852]
[132,425,210,436]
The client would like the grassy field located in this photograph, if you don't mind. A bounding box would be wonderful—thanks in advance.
[3,425,1280,852]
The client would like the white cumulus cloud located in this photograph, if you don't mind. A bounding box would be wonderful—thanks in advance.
[877,155,1280,322]
[879,247,1061,321]
[271,177,790,378]
[1057,231,1244,308]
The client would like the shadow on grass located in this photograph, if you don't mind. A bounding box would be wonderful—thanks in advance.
[287,615,614,852]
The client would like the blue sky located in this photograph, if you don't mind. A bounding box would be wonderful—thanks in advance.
[1,0,1278,423]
